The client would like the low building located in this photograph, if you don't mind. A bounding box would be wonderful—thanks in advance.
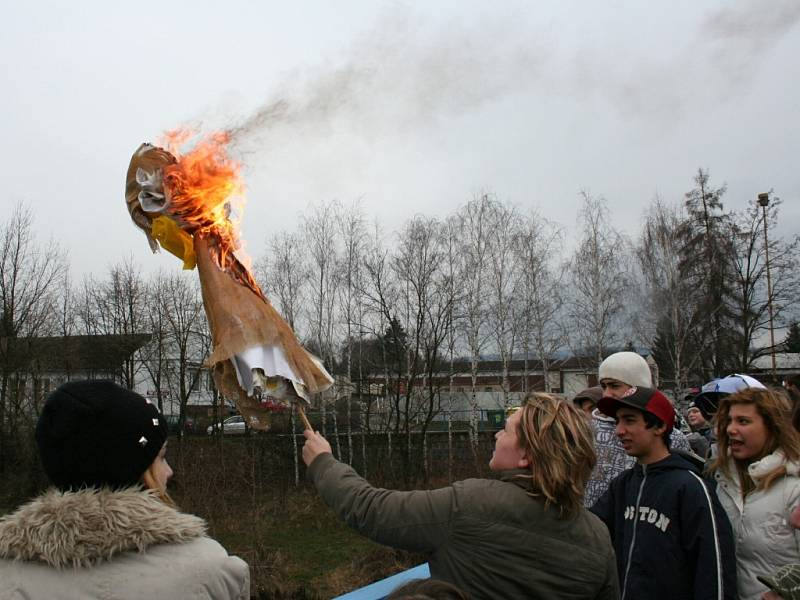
[1,333,151,417]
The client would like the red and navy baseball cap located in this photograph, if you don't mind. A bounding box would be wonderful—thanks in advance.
[597,387,676,432]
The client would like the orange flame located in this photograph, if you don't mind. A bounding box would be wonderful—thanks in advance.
[159,130,243,238]
[157,130,265,300]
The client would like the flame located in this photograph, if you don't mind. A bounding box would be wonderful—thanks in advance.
[157,130,265,299]
[159,130,243,239]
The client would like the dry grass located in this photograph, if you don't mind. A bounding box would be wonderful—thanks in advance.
[179,488,422,598]
[167,436,450,598]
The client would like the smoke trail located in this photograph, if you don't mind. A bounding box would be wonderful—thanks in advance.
[220,2,799,143]
[228,9,546,147]
[564,0,800,121]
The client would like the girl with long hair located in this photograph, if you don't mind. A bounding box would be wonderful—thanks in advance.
[710,387,800,600]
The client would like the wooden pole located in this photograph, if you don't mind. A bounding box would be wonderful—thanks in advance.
[297,403,313,431]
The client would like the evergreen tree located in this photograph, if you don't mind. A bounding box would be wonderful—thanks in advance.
[650,318,676,383]
[677,168,736,380]
[785,322,800,353]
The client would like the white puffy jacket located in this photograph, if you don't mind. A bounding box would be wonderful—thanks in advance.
[0,487,250,600]
[714,450,800,600]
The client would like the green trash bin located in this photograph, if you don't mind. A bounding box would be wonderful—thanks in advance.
[487,409,505,430]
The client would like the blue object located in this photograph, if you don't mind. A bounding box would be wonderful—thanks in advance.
[333,563,431,600]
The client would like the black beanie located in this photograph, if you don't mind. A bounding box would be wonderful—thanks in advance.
[35,380,168,491]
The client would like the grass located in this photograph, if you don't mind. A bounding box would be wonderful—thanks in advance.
[185,487,422,599]
[163,434,493,598]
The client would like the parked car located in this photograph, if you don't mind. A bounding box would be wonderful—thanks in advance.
[206,415,247,435]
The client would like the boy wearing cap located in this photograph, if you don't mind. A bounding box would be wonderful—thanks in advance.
[590,386,737,600]
[573,385,603,415]
[584,351,692,507]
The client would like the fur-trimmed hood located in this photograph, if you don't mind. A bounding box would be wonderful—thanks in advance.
[748,449,800,481]
[0,487,206,568]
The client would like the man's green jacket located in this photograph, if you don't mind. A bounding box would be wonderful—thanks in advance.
[308,453,619,600]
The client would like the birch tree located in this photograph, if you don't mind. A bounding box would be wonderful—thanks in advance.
[303,201,340,446]
[568,192,630,365]
[636,198,701,393]
[515,211,566,392]
[486,202,521,407]
[258,231,307,332]
[140,271,170,413]
[456,194,494,449]
[336,201,366,465]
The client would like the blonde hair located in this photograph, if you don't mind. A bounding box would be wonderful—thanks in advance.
[514,393,596,518]
[711,388,800,494]
[140,445,176,507]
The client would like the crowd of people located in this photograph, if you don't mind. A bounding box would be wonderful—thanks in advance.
[1,362,799,599]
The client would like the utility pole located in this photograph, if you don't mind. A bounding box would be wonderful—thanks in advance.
[757,192,777,379]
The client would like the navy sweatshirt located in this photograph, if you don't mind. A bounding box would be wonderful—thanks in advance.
[591,452,737,600]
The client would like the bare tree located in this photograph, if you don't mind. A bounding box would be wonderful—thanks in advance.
[159,273,210,430]
[486,201,521,407]
[515,211,566,393]
[441,215,462,482]
[0,203,66,471]
[257,231,307,332]
[728,196,800,371]
[76,257,148,388]
[336,201,366,465]
[568,192,630,364]
[303,201,340,446]
[456,194,495,449]
[636,198,702,394]
[53,269,77,338]
[391,215,455,480]
[139,271,171,413]
[361,221,400,434]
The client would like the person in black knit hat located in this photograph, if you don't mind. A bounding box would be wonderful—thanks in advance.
[0,380,250,599]
[36,379,170,494]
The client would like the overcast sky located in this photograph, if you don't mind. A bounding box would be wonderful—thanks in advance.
[2,0,798,278]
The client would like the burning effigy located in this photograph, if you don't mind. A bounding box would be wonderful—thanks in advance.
[124,131,331,430]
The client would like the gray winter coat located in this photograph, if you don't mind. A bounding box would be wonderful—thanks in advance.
[0,487,250,600]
